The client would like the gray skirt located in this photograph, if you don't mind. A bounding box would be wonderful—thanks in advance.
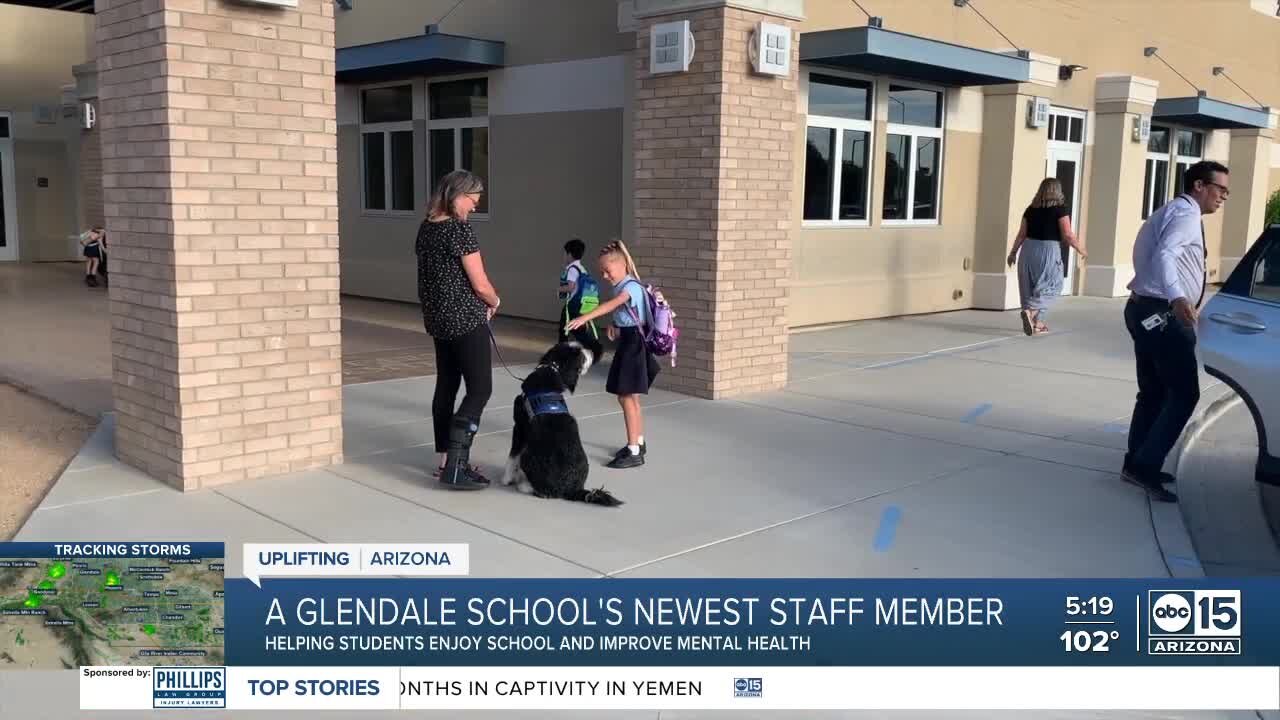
[1017,239,1064,312]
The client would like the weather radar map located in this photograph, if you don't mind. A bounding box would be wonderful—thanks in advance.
[0,542,224,669]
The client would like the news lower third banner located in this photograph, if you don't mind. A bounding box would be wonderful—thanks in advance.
[8,541,1273,710]
[73,574,1280,711]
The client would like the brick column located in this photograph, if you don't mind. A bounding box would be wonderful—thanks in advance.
[631,0,801,399]
[97,0,341,490]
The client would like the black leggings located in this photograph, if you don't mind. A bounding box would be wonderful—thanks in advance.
[432,323,493,448]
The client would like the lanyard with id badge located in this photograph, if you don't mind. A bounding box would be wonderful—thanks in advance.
[1141,311,1171,332]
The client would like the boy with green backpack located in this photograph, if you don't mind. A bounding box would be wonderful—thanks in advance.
[558,238,605,360]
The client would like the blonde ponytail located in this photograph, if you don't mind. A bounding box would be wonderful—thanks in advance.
[601,239,640,281]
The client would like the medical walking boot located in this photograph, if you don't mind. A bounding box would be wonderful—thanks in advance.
[439,417,489,491]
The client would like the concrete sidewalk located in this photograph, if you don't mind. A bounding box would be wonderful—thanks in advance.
[12,295,1275,719]
[19,296,1210,579]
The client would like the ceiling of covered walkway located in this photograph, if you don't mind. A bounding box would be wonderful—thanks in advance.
[1,0,93,13]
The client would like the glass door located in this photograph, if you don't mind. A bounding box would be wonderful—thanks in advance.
[1046,151,1081,294]
[0,143,18,262]
[1045,107,1086,295]
[0,112,16,262]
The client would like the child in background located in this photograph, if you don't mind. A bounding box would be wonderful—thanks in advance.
[566,240,659,469]
[79,227,105,287]
[557,238,604,361]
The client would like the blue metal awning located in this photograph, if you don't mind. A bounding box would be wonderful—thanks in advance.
[799,25,1030,87]
[1152,95,1271,130]
[337,32,505,82]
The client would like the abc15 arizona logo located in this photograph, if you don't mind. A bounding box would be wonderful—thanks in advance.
[1146,590,1241,655]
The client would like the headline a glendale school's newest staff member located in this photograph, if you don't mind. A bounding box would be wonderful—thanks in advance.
[1121,160,1229,502]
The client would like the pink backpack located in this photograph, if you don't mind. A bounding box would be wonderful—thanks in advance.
[623,280,679,366]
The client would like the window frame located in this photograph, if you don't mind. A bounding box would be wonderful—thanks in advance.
[427,73,491,222]
[1173,128,1205,197]
[1141,124,1172,220]
[882,81,946,227]
[358,80,417,217]
[802,69,876,228]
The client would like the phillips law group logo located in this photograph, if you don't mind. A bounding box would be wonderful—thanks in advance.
[153,667,226,709]
[1146,590,1241,655]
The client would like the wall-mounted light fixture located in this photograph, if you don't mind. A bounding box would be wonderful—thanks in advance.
[1058,64,1087,81]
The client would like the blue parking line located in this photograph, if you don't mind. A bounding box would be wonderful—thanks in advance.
[1168,555,1200,569]
[873,506,902,552]
[961,403,993,423]
[1103,421,1129,434]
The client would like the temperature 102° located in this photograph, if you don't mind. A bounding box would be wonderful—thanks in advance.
[1061,629,1119,652]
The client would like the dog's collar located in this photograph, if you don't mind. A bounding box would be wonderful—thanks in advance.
[525,391,569,418]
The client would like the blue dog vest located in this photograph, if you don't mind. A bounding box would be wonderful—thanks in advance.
[525,391,569,418]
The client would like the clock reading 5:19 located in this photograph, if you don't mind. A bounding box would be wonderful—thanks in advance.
[1065,596,1113,616]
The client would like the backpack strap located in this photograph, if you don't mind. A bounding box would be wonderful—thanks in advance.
[621,280,649,333]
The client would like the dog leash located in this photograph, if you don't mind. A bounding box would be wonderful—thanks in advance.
[487,323,526,382]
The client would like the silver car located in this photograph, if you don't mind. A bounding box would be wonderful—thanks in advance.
[1198,224,1280,487]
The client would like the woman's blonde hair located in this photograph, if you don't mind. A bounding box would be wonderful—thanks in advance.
[600,239,639,280]
[1030,177,1066,208]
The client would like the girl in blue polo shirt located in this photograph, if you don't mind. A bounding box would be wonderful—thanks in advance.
[566,240,659,469]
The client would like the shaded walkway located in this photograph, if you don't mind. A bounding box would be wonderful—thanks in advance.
[0,262,553,416]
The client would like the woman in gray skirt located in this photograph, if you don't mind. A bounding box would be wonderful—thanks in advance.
[1006,178,1087,335]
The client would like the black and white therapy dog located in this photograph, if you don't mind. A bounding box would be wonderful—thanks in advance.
[501,341,624,507]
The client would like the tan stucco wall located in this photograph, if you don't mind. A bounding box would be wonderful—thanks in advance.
[339,109,623,321]
[789,80,983,326]
[1272,139,1280,197]
[794,0,1280,311]
[799,1,1280,113]
[336,0,626,65]
[13,140,77,262]
[334,0,1280,325]
[0,5,92,108]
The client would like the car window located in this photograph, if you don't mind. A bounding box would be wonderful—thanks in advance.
[1253,240,1280,303]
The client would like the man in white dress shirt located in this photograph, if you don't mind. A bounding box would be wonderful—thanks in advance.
[1122,160,1229,502]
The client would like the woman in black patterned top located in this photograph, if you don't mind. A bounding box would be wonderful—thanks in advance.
[416,170,501,491]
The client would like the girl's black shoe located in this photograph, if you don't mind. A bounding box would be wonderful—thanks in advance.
[612,443,646,459]
[607,447,644,469]
[86,275,97,287]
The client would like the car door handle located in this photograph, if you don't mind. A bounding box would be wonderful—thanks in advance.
[1208,313,1267,332]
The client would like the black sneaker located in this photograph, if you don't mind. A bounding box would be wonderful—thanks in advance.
[86,274,97,287]
[606,447,644,469]
[1120,466,1177,503]
[613,443,646,459]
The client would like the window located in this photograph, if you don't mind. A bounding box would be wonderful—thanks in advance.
[1047,113,1083,143]
[428,77,489,215]
[883,85,943,223]
[803,74,873,223]
[1142,125,1171,220]
[1252,240,1280,303]
[360,84,414,213]
[1172,129,1204,197]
